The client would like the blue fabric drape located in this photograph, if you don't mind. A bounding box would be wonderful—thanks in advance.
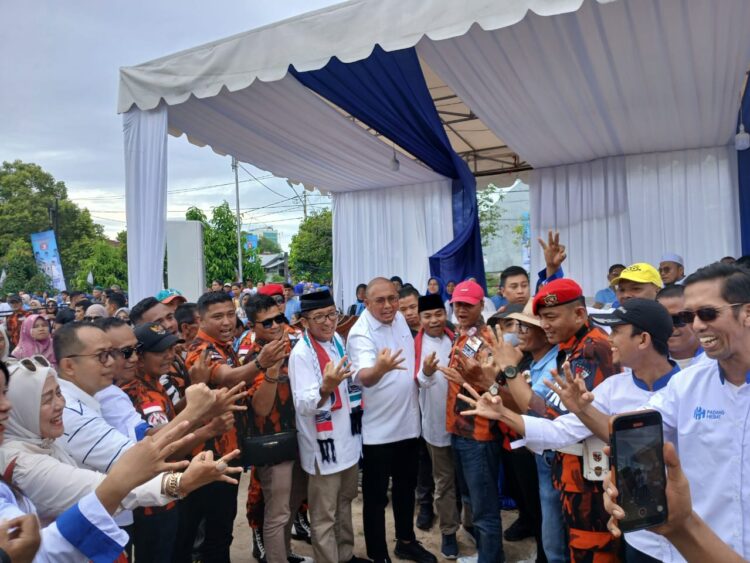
[291,46,486,290]
[739,88,750,256]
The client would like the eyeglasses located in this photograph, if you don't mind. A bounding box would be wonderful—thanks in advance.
[18,355,52,372]
[115,346,139,360]
[372,295,399,305]
[66,349,117,365]
[517,323,531,335]
[307,311,339,325]
[255,314,286,329]
[670,315,687,328]
[675,303,747,325]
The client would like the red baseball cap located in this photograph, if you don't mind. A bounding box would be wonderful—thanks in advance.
[450,280,485,305]
[532,278,583,315]
[258,283,284,297]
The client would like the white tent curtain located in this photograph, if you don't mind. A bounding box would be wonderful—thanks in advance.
[123,105,168,303]
[417,0,750,168]
[333,179,453,311]
[530,145,740,296]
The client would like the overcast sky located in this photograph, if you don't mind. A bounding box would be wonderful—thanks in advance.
[0,1,341,248]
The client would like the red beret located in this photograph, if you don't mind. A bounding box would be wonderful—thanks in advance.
[532,278,583,315]
[258,283,284,297]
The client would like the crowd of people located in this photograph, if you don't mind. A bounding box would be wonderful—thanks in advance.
[0,232,747,563]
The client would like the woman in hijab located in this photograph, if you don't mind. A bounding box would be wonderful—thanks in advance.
[0,359,217,562]
[11,314,55,366]
[0,359,241,527]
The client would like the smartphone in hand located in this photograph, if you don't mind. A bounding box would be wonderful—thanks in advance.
[609,410,668,532]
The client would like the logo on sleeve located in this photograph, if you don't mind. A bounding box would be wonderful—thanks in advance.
[693,406,725,421]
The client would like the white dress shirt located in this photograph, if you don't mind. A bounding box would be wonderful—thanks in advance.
[289,334,362,475]
[95,384,151,442]
[416,332,453,448]
[347,310,420,445]
[645,359,750,561]
[517,368,679,561]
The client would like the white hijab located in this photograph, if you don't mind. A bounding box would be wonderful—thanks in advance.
[2,362,77,465]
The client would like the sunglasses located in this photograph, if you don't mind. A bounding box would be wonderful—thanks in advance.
[18,355,52,372]
[116,346,139,360]
[675,303,747,325]
[255,314,286,329]
[66,349,118,365]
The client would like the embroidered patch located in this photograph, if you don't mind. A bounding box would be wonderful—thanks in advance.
[543,294,558,306]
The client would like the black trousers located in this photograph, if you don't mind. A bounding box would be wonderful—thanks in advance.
[501,446,546,562]
[416,436,435,510]
[133,507,180,563]
[362,438,419,559]
[172,481,239,563]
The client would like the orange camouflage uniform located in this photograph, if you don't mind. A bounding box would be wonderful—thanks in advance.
[528,323,620,563]
[184,329,241,458]
[6,311,27,348]
[120,371,177,515]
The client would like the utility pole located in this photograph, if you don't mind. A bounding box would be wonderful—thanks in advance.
[232,157,243,282]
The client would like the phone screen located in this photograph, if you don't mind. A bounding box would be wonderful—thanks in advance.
[611,411,667,532]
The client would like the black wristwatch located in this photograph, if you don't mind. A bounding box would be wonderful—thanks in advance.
[254,358,265,371]
[503,365,520,380]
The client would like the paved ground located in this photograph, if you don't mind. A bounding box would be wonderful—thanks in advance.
[230,471,536,562]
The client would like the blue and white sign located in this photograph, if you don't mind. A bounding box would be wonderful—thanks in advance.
[30,230,66,291]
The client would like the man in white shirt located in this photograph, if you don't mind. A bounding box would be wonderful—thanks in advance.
[347,277,436,563]
[461,298,679,561]
[521,263,750,561]
[414,294,460,559]
[655,285,706,369]
[288,290,368,563]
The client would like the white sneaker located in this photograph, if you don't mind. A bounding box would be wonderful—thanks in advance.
[457,556,478,563]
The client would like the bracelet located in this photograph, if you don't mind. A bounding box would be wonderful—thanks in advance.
[0,548,11,563]
[164,471,185,499]
[264,374,279,384]
[254,358,265,371]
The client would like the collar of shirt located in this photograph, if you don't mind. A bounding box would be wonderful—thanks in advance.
[58,377,102,414]
[195,329,232,356]
[693,345,704,358]
[717,364,750,386]
[363,309,400,332]
[631,360,680,392]
[530,346,558,371]
[559,323,592,353]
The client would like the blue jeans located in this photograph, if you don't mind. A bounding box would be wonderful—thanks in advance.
[451,435,504,563]
[536,451,569,563]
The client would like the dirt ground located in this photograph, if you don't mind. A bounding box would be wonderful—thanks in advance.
[230,471,536,562]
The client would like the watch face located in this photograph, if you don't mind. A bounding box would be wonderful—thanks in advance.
[489,383,499,396]
[504,366,519,379]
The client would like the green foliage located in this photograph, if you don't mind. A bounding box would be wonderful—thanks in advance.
[71,239,128,290]
[1,239,52,295]
[256,236,282,254]
[0,160,113,291]
[289,209,332,283]
[477,183,504,245]
[186,202,265,284]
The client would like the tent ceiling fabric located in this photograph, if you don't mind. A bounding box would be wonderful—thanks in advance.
[167,74,443,192]
[418,0,750,169]
[118,0,610,113]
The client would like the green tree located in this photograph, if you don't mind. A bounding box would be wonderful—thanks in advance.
[289,209,332,283]
[71,239,128,290]
[1,239,52,295]
[0,160,108,289]
[186,202,265,284]
[256,236,282,254]
[477,183,504,245]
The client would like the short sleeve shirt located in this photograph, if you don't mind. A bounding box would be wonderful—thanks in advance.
[185,330,240,456]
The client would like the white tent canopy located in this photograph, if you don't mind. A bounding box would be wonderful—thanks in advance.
[119,0,750,303]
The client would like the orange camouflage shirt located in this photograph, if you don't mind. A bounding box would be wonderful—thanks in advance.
[240,332,297,436]
[185,329,240,456]
[447,324,502,442]
[6,311,27,348]
[120,371,176,515]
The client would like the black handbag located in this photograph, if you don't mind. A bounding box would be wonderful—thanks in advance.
[242,429,298,468]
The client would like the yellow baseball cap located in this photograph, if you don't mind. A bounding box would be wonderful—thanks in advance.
[610,263,663,288]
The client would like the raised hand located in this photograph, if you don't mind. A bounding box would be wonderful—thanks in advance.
[374,348,406,375]
[189,348,213,385]
[437,365,465,386]
[456,353,495,389]
[538,230,567,272]
[486,326,523,371]
[185,383,218,419]
[206,411,236,438]
[543,361,594,414]
[321,356,352,395]
[0,514,40,563]
[257,339,287,369]
[180,449,243,494]
[422,351,439,377]
[211,381,248,417]
[457,382,506,421]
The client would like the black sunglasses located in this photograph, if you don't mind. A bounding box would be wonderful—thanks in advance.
[255,314,286,329]
[117,346,139,360]
[675,303,746,325]
[670,315,686,328]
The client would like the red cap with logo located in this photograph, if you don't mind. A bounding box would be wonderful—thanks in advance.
[532,278,583,315]
[258,283,284,297]
[450,280,485,305]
